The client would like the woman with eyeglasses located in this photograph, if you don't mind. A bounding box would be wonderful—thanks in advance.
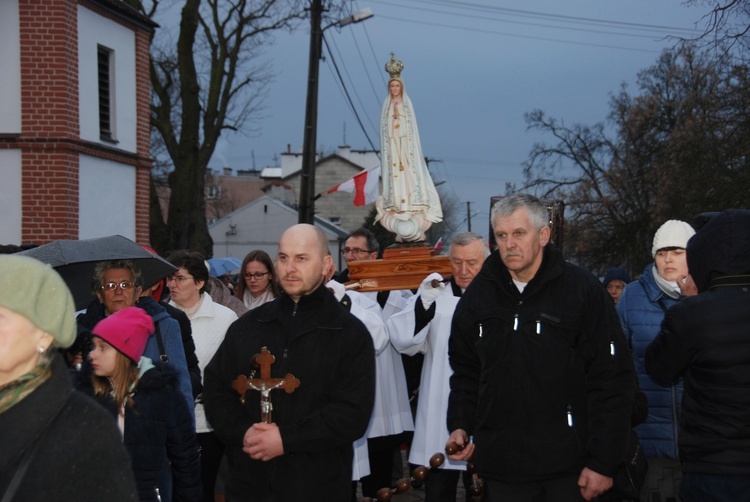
[166,250,237,502]
[235,250,279,310]
[75,260,194,428]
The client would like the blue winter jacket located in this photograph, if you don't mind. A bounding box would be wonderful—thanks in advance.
[617,263,683,459]
[77,298,195,426]
[138,296,195,426]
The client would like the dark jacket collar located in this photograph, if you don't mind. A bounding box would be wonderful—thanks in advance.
[478,244,565,297]
[450,277,463,297]
[0,354,71,468]
[259,284,334,321]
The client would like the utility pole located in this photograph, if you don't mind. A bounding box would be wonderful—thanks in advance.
[466,201,472,232]
[298,0,324,224]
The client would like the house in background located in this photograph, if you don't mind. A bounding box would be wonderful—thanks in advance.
[208,195,349,270]
[261,145,380,230]
[155,145,381,233]
[0,0,155,246]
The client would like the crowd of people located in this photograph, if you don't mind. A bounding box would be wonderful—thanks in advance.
[1,195,748,502]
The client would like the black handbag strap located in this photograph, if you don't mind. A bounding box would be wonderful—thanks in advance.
[154,322,168,363]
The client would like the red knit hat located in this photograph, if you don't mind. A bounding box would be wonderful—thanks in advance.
[92,307,154,363]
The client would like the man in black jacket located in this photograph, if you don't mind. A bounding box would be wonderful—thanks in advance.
[203,224,376,502]
[646,209,750,502]
[446,193,635,502]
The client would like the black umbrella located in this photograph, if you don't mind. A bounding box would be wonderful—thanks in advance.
[17,235,177,310]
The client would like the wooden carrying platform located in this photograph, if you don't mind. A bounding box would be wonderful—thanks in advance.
[346,245,451,292]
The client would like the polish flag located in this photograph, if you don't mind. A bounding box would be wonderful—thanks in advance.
[325,167,380,206]
[433,237,444,252]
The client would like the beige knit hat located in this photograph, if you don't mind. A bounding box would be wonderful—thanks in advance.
[0,254,77,348]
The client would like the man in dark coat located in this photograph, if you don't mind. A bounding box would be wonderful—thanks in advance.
[203,224,376,502]
[446,194,635,502]
[646,209,750,502]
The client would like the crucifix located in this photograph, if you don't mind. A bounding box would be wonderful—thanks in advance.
[231,347,300,423]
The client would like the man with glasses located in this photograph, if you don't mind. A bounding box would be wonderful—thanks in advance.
[336,228,380,283]
[335,228,415,499]
[75,260,194,426]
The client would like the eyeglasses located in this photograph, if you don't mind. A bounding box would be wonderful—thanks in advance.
[340,247,373,256]
[167,275,194,284]
[245,272,270,281]
[101,281,136,291]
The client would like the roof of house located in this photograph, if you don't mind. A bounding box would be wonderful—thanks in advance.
[208,195,349,239]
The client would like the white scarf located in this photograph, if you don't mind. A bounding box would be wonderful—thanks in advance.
[243,288,276,310]
[652,266,681,300]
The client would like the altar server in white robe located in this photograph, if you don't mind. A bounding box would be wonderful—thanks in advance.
[336,229,415,498]
[325,273,403,488]
[388,232,489,502]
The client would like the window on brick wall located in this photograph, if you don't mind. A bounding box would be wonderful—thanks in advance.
[98,45,117,143]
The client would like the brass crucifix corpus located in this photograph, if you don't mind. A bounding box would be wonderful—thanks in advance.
[231,347,300,423]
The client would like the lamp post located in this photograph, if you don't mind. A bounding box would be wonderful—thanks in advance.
[298,3,373,224]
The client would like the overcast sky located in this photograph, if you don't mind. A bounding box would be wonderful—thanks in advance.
[199,0,708,234]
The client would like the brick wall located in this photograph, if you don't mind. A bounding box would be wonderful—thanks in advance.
[11,0,154,245]
[18,0,80,242]
[133,28,153,244]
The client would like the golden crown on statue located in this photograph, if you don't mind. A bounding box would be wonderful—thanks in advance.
[385,52,404,79]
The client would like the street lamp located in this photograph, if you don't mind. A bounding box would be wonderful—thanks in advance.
[298,4,373,224]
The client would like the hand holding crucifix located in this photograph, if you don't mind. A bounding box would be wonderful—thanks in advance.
[231,347,300,423]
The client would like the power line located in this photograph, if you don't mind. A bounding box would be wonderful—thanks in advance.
[374,14,662,54]
[370,0,702,36]
[355,0,389,89]
[326,34,380,136]
[322,33,379,151]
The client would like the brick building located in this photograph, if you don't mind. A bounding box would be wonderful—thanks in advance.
[0,0,156,246]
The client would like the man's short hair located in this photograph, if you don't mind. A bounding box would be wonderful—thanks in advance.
[491,193,549,232]
[91,260,143,295]
[450,232,490,257]
[346,228,380,254]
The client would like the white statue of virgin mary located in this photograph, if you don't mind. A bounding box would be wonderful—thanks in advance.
[375,54,442,242]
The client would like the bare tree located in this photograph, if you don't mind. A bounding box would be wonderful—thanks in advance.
[685,0,750,57]
[124,0,307,256]
[524,45,750,274]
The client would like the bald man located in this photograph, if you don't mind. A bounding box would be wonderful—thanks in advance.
[203,224,376,502]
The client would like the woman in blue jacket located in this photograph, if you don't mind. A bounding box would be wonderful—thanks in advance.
[88,307,201,502]
[617,219,695,502]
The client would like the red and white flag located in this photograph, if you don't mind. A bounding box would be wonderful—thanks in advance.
[433,236,444,252]
[325,167,380,206]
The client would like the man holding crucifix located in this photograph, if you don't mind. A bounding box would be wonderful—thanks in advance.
[203,224,376,502]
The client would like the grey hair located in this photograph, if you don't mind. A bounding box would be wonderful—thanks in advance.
[490,193,549,231]
[450,232,490,257]
[91,260,143,295]
[346,228,380,253]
